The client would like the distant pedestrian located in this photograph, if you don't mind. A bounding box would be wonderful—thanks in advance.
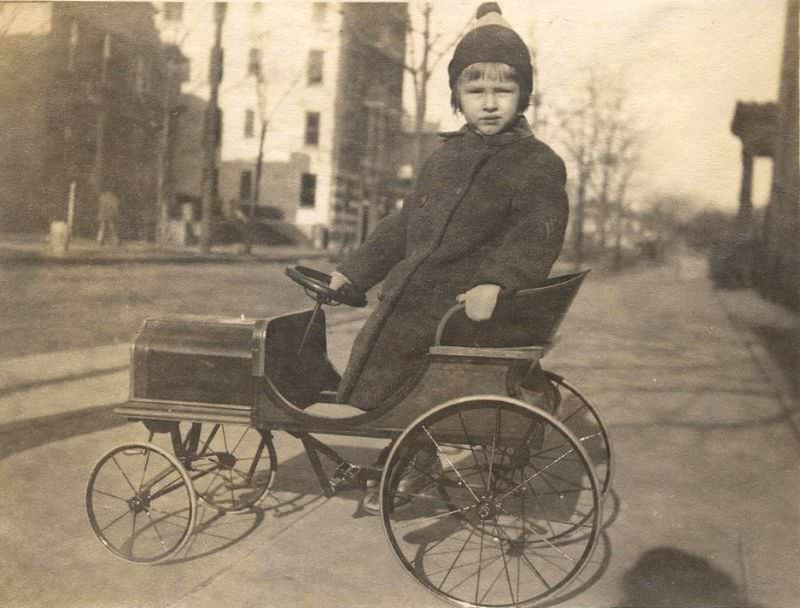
[97,190,121,246]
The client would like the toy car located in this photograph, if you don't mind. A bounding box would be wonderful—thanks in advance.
[86,265,612,607]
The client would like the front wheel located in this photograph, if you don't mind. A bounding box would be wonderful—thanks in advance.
[86,442,197,564]
[380,397,601,608]
[177,423,277,514]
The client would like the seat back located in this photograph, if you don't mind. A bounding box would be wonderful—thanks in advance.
[264,310,340,407]
[435,270,590,348]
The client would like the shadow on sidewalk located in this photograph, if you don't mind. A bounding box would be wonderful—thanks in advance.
[0,365,129,399]
[617,546,768,608]
[0,403,129,459]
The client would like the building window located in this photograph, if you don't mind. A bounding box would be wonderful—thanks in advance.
[240,171,253,202]
[163,2,183,22]
[244,109,255,138]
[311,2,327,23]
[101,33,112,81]
[300,173,317,207]
[134,56,146,95]
[305,112,320,146]
[67,19,79,71]
[307,50,323,85]
[247,48,261,77]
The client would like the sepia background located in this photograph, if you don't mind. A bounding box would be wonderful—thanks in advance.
[1,1,798,607]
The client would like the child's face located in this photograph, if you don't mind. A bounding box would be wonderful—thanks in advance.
[458,71,520,136]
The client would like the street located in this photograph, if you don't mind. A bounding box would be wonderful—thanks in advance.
[0,259,341,358]
[1,254,799,608]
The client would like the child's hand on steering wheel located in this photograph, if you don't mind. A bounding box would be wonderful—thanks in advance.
[329,271,351,291]
[457,284,501,322]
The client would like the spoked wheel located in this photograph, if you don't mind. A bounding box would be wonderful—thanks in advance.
[86,442,197,564]
[545,372,613,497]
[177,423,277,513]
[381,397,601,608]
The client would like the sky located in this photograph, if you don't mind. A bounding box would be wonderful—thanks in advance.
[415,0,788,211]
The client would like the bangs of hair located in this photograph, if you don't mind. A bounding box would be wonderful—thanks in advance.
[451,62,529,113]
[457,62,518,85]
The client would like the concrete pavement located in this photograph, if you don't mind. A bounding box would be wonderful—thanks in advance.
[1,254,799,608]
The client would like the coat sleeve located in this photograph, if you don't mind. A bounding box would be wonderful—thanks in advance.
[471,150,569,290]
[336,204,409,292]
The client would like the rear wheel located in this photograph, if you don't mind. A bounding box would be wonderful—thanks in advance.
[546,373,613,497]
[86,442,197,564]
[381,397,601,608]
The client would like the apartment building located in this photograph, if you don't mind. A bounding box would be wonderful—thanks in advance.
[155,1,407,245]
[0,2,181,238]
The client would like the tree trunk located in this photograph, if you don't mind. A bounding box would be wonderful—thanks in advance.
[200,3,226,254]
[252,121,267,218]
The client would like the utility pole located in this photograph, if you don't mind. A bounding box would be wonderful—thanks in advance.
[412,2,431,174]
[156,52,177,245]
[200,2,226,253]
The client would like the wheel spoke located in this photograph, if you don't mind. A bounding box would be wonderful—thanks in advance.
[91,488,132,504]
[110,455,138,495]
[439,525,478,589]
[498,447,575,501]
[497,505,577,568]
[475,519,485,604]
[486,407,501,494]
[138,447,153,493]
[390,504,475,529]
[98,508,134,534]
[422,426,481,503]
[458,411,488,492]
[490,520,517,606]
[518,462,558,539]
[144,509,170,553]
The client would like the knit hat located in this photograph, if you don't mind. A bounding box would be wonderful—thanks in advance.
[448,3,532,110]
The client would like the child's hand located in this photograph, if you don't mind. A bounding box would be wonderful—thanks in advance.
[457,284,501,321]
[329,271,351,291]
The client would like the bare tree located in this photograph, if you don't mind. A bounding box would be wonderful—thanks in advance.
[556,71,602,267]
[251,52,268,219]
[555,70,642,267]
[346,3,469,172]
[199,2,227,254]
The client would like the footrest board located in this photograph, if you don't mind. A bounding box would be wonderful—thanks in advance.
[115,400,251,426]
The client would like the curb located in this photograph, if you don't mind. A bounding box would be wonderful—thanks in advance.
[0,248,337,266]
[715,288,800,448]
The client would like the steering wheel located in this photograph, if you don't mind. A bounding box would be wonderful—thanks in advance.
[285,265,367,308]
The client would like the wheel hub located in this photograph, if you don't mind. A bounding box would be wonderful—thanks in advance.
[476,499,496,520]
[127,494,150,513]
[215,452,237,468]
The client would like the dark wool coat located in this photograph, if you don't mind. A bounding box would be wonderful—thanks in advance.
[337,116,568,410]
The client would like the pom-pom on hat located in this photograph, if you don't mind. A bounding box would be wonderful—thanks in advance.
[448,3,532,109]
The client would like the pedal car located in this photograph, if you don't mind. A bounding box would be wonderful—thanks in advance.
[86,265,612,608]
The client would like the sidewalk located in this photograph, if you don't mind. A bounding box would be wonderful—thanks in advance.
[1,255,799,608]
[0,233,334,265]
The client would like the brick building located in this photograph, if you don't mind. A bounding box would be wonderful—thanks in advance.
[156,1,407,246]
[0,2,184,239]
[730,0,799,306]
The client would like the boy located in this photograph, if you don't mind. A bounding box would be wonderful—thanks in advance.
[331,2,568,413]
